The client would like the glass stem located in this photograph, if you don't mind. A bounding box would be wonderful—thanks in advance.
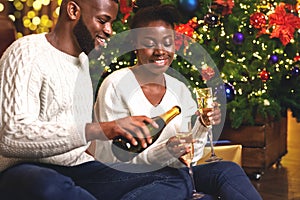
[188,164,197,193]
[208,128,215,156]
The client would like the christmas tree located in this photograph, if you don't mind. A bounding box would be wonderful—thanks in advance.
[97,0,300,129]
[6,0,300,129]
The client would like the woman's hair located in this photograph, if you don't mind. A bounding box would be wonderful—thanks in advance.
[130,0,180,29]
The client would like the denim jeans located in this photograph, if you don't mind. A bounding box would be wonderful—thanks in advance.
[190,161,263,200]
[0,161,261,200]
[0,161,193,200]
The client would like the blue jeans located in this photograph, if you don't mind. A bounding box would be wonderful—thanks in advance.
[0,161,260,200]
[0,161,193,200]
[190,161,262,200]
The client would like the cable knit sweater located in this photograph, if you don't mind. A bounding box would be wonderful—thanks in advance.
[94,68,208,168]
[0,33,94,172]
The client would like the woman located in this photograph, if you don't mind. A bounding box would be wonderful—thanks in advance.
[94,1,262,199]
[94,3,221,168]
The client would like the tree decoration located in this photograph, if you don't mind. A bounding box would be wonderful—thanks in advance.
[232,32,245,44]
[294,55,300,62]
[204,12,219,27]
[119,0,134,23]
[200,64,215,81]
[269,54,279,64]
[268,3,300,46]
[250,12,267,29]
[224,83,235,102]
[178,0,199,14]
[254,3,300,46]
[175,17,199,38]
[260,69,270,82]
[291,66,300,77]
[175,17,199,50]
[212,0,235,15]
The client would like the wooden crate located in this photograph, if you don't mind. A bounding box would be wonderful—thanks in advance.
[219,117,287,177]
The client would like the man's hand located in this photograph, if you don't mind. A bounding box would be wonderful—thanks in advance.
[86,116,158,148]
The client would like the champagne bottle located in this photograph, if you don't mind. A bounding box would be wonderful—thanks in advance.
[112,106,181,162]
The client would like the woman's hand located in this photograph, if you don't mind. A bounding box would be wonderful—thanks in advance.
[166,135,193,158]
[196,102,221,126]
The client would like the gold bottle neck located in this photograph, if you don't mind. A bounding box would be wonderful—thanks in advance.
[160,106,181,124]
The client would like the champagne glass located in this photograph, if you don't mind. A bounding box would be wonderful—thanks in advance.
[176,123,205,199]
[195,87,223,162]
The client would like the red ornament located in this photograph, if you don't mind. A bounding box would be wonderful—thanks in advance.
[260,69,270,82]
[294,55,300,62]
[201,65,215,81]
[250,12,267,29]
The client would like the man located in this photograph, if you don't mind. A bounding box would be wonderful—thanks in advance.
[0,0,192,199]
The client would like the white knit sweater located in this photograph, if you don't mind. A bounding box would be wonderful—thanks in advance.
[94,68,208,168]
[0,33,94,172]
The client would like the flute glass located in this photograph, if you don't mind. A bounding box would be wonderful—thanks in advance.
[195,87,222,162]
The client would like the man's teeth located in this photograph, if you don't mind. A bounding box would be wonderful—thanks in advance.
[155,60,165,64]
[96,36,106,44]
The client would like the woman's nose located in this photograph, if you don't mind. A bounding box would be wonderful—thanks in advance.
[153,45,167,55]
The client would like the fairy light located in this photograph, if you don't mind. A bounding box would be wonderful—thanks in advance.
[9,0,61,35]
[14,1,23,10]
[23,17,30,27]
[8,14,16,22]
[32,16,41,26]
[191,65,197,71]
[42,0,51,6]
[0,3,4,12]
[214,45,220,51]
[220,29,226,37]
[241,77,248,82]
[27,10,35,18]
[237,88,242,95]
[54,7,60,17]
[32,1,42,10]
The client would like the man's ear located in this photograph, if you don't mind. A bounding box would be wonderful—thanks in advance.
[66,1,81,20]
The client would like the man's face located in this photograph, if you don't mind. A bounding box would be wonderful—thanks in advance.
[74,0,118,54]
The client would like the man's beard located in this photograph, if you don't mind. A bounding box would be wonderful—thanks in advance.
[73,17,95,55]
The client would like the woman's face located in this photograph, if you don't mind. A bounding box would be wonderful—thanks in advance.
[135,20,175,75]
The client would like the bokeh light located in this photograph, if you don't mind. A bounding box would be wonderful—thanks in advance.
[0,3,4,12]
[6,0,61,36]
